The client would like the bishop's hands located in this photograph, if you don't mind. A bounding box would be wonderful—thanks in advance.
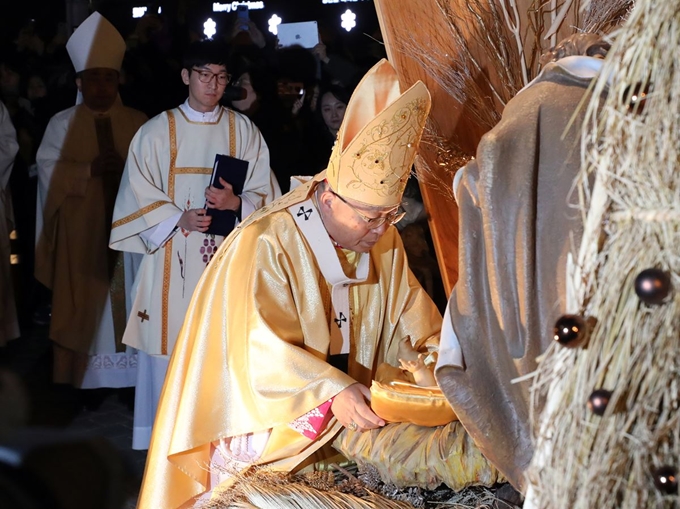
[91,150,124,177]
[331,382,385,433]
[205,177,241,212]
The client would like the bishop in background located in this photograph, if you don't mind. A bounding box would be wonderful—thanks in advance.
[35,12,147,392]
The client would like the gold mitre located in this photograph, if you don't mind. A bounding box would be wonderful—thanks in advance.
[326,59,431,208]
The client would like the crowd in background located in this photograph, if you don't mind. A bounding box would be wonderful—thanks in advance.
[1,11,437,331]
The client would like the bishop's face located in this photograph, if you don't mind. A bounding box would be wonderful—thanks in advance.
[181,63,228,113]
[317,185,401,253]
[76,68,119,112]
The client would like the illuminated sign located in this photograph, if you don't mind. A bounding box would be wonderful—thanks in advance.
[132,6,162,18]
[213,1,265,12]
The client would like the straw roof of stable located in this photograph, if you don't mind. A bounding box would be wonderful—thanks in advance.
[527,1,680,507]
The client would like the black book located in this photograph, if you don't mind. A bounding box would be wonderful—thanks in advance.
[205,154,249,237]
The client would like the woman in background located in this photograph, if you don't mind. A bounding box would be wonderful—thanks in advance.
[307,84,350,174]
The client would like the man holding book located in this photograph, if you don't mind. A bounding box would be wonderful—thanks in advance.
[110,40,280,450]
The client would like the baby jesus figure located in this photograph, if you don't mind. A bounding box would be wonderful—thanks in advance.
[396,335,437,386]
[369,336,456,427]
[399,353,437,387]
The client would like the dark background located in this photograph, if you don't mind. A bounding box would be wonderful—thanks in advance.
[1,0,381,52]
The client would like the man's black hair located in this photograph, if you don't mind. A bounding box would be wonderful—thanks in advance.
[182,40,228,71]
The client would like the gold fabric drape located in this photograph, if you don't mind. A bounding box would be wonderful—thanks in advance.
[138,175,442,509]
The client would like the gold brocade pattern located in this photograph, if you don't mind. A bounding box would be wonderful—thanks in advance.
[111,200,170,228]
[326,60,431,208]
[332,99,429,200]
[229,109,236,155]
[173,167,212,175]
[161,242,171,355]
[168,111,178,195]
[162,110,178,355]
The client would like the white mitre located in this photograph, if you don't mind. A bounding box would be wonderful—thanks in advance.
[66,11,125,73]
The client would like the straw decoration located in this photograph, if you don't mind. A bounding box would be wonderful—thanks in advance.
[526,2,680,507]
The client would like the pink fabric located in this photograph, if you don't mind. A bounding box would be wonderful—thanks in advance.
[289,397,334,439]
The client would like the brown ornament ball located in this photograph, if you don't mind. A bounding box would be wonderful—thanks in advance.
[623,82,650,114]
[634,268,672,305]
[653,466,678,495]
[587,389,612,416]
[553,314,589,348]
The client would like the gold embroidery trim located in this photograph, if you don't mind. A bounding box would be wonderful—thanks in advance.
[112,200,170,229]
[162,237,172,355]
[177,106,225,125]
[161,109,179,355]
[229,109,236,157]
[168,110,177,200]
[174,167,212,175]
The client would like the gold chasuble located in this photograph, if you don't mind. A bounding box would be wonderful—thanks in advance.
[138,176,441,508]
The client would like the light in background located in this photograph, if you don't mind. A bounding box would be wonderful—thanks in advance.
[268,14,282,35]
[213,2,265,12]
[204,18,217,39]
[132,6,162,18]
[341,9,356,32]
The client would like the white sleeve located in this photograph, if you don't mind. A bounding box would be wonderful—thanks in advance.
[139,212,182,250]
[435,300,465,370]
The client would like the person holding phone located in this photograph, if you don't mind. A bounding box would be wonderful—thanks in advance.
[109,39,280,451]
[236,4,249,31]
[228,18,266,49]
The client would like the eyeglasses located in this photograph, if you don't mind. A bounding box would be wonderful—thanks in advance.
[191,68,231,85]
[332,191,406,228]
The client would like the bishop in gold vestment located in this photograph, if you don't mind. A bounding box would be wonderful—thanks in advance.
[138,60,441,508]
